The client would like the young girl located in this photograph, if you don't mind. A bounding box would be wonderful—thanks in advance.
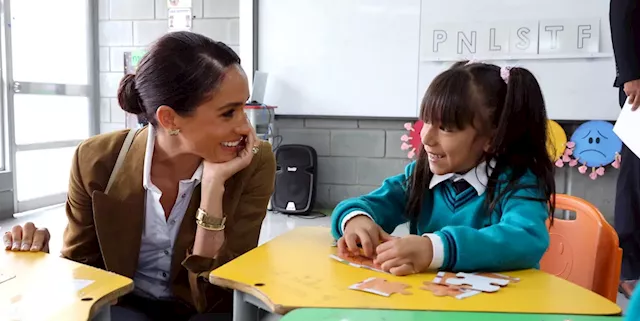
[331,61,555,276]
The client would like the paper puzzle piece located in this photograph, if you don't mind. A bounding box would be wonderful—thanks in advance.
[434,272,510,292]
[329,253,388,274]
[472,272,520,283]
[420,281,481,299]
[349,277,411,297]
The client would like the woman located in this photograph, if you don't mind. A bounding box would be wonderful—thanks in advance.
[3,31,276,320]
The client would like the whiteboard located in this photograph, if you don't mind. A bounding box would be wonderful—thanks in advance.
[258,0,422,118]
[418,0,620,121]
[259,0,621,120]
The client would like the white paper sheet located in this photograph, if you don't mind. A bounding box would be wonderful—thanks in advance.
[613,98,640,158]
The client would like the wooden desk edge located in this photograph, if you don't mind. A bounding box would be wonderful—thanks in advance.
[87,278,135,319]
[209,275,291,315]
[208,272,623,317]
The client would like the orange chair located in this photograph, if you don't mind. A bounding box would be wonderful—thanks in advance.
[539,194,622,302]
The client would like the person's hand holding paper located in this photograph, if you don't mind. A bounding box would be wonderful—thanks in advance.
[624,79,640,110]
[614,97,640,158]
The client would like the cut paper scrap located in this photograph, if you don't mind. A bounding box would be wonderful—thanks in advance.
[420,281,481,300]
[73,279,95,292]
[349,277,411,297]
[0,272,16,285]
[329,254,388,274]
[433,272,510,292]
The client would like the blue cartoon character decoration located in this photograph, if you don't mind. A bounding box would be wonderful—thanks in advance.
[560,120,622,180]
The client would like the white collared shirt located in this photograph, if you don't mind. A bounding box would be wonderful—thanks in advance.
[428,160,493,196]
[133,125,204,299]
[341,161,493,271]
[422,160,493,269]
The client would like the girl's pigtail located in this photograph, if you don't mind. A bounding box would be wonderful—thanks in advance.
[490,66,556,221]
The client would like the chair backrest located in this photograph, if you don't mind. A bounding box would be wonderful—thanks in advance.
[539,194,622,302]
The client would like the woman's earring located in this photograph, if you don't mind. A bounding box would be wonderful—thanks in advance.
[168,129,180,136]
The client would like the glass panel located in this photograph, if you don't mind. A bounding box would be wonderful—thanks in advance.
[16,147,76,201]
[14,94,90,145]
[11,0,88,84]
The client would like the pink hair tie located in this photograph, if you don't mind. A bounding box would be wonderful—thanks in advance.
[500,66,512,83]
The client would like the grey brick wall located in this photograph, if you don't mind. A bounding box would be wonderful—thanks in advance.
[276,116,619,223]
[275,117,413,209]
[98,0,240,133]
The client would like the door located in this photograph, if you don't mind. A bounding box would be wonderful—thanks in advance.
[5,0,96,213]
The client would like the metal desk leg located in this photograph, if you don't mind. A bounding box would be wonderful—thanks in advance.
[233,290,260,321]
[90,306,111,321]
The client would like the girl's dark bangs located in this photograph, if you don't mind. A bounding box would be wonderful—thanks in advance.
[420,70,475,130]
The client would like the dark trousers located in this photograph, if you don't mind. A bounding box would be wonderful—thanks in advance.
[615,88,640,280]
[113,293,232,321]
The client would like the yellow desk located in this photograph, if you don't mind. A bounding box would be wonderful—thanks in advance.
[0,250,133,321]
[210,227,621,320]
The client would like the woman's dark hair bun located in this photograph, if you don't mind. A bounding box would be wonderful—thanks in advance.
[117,73,144,115]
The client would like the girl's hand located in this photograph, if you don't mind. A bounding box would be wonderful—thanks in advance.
[338,215,392,258]
[373,235,433,276]
[202,122,260,184]
[3,223,50,253]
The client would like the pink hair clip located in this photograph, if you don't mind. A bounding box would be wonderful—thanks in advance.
[500,66,512,83]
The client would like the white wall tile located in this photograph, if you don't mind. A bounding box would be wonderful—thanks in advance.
[110,0,155,20]
[99,21,133,46]
[100,72,124,98]
[192,19,235,44]
[203,0,239,18]
[99,0,110,20]
[110,47,145,72]
[110,98,126,123]
[100,98,111,122]
[101,122,125,134]
[229,45,239,56]
[156,0,203,19]
[133,20,167,46]
[99,47,110,72]
[228,18,239,45]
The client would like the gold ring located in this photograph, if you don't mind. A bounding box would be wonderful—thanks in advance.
[252,147,259,154]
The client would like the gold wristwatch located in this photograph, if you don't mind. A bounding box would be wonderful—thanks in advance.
[196,208,226,231]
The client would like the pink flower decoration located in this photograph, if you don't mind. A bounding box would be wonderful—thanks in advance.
[564,148,573,156]
[407,149,416,159]
[589,171,598,180]
[401,142,411,151]
[612,156,621,169]
[562,154,571,162]
[401,134,410,142]
[569,159,578,167]
[578,165,587,174]
[596,167,605,176]
[612,152,622,169]
[566,141,576,148]
[555,159,564,167]
[404,122,413,131]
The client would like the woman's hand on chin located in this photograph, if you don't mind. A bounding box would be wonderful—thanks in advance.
[202,126,260,184]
